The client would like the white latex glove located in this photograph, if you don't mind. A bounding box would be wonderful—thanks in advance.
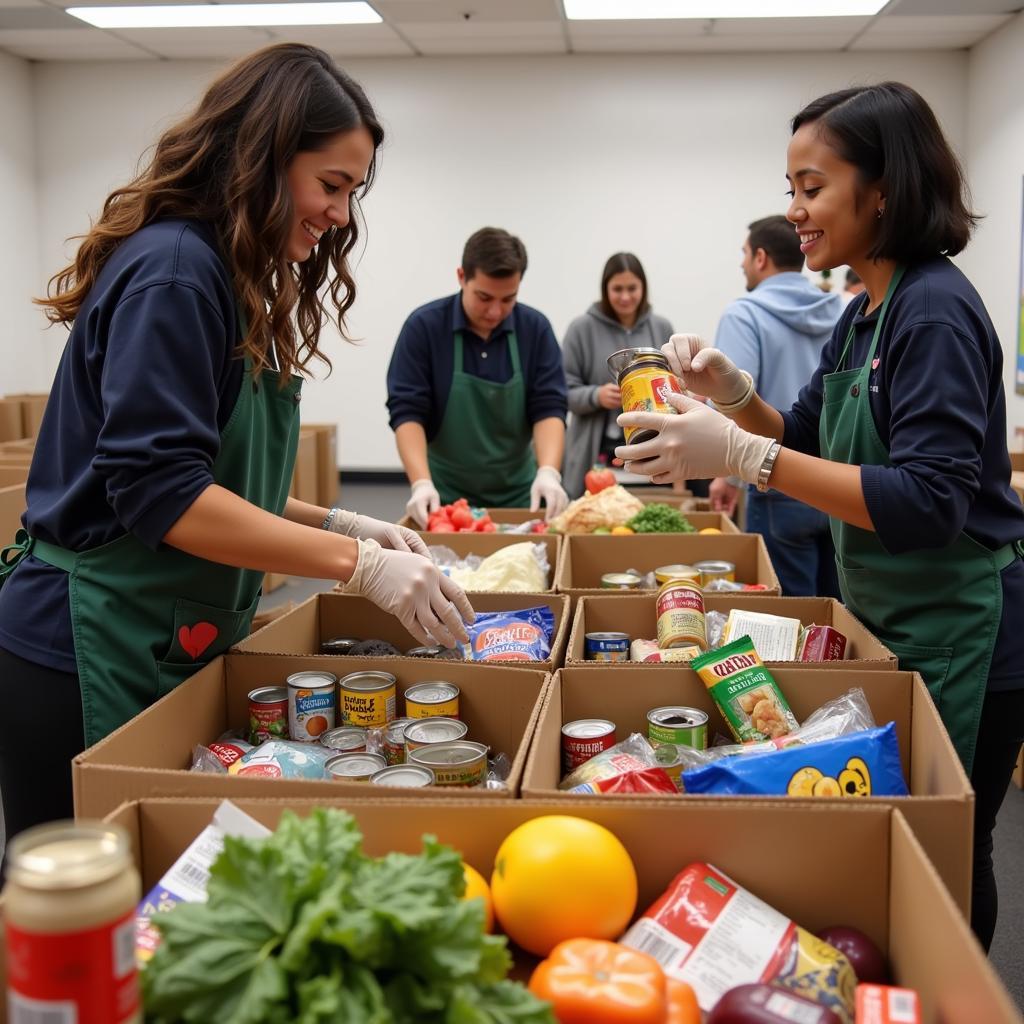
[661,334,753,411]
[340,538,475,649]
[406,478,440,529]
[530,466,569,521]
[709,477,741,518]
[616,392,775,486]
[328,509,430,557]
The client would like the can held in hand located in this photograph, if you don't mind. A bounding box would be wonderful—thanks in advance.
[340,670,396,728]
[319,725,368,754]
[325,751,387,781]
[647,706,709,750]
[656,579,707,651]
[655,564,701,586]
[561,719,616,774]
[584,633,630,662]
[610,348,685,446]
[248,686,288,744]
[408,740,489,787]
[404,717,468,755]
[405,681,461,719]
[370,764,435,788]
[601,572,643,590]
[693,560,736,587]
[286,671,337,741]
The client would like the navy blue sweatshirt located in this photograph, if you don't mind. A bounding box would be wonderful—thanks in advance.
[386,294,567,440]
[781,257,1024,687]
[0,219,243,672]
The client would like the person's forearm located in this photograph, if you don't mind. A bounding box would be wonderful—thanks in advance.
[769,449,874,531]
[731,394,786,441]
[284,497,330,528]
[164,483,359,580]
[395,421,431,483]
[532,416,565,470]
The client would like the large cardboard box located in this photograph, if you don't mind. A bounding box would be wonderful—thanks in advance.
[1009,451,1024,473]
[290,428,320,506]
[0,484,26,544]
[408,531,560,593]
[236,591,571,672]
[302,421,339,507]
[73,653,550,817]
[556,533,781,605]
[521,666,973,914]
[0,466,28,488]
[0,400,25,443]
[4,392,48,438]
[566,594,896,668]
[67,798,1021,1024]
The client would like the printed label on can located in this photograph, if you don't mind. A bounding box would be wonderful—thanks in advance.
[620,369,684,443]
[648,708,709,751]
[405,684,460,720]
[248,692,288,745]
[561,720,616,774]
[289,688,336,742]
[585,634,630,662]
[656,582,707,650]
[341,686,396,729]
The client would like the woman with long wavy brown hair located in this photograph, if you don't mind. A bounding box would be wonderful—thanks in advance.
[0,43,473,842]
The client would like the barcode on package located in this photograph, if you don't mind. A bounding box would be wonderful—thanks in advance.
[8,993,76,1024]
[765,991,826,1023]
[888,988,920,1023]
[620,917,693,975]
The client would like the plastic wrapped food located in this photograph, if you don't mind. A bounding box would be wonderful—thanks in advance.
[228,740,333,779]
[547,484,644,534]
[705,610,728,650]
[463,606,554,661]
[190,736,253,774]
[430,542,549,592]
[560,733,677,795]
[709,984,842,1023]
[722,609,801,661]
[629,638,701,663]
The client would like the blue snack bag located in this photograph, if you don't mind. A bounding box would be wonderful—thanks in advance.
[681,723,908,797]
[463,605,555,661]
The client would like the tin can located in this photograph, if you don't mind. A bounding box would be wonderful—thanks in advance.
[408,741,489,787]
[584,632,630,662]
[319,725,368,753]
[405,681,461,719]
[601,572,643,590]
[407,645,464,662]
[383,717,413,766]
[248,685,289,744]
[656,579,707,650]
[286,671,337,742]
[340,670,396,728]
[561,719,616,774]
[325,751,387,781]
[693,560,736,587]
[404,716,468,755]
[654,743,685,792]
[319,636,361,655]
[647,706,709,750]
[610,348,686,445]
[370,764,435,788]
[655,563,701,586]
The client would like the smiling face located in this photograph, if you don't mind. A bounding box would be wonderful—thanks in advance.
[284,126,375,263]
[605,271,644,325]
[785,122,885,274]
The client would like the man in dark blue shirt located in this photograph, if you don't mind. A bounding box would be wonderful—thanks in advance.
[386,228,568,525]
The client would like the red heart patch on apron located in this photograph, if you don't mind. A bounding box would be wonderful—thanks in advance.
[179,621,219,660]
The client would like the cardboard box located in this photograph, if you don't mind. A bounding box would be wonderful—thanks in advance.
[566,594,896,668]
[1012,471,1024,505]
[0,466,28,488]
[0,439,33,457]
[399,508,737,534]
[290,428,320,506]
[72,653,550,818]
[1009,451,1024,473]
[302,421,339,507]
[4,392,48,438]
[63,798,1021,1024]
[248,600,295,635]
[236,591,570,672]
[555,533,781,605]
[0,484,25,544]
[0,400,25,443]
[626,486,713,513]
[522,666,973,914]
[410,531,561,593]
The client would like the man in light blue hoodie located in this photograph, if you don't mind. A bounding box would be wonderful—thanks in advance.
[710,215,843,597]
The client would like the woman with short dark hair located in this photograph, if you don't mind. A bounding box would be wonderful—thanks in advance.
[617,82,1024,949]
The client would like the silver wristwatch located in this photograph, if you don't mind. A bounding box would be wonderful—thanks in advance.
[756,442,782,493]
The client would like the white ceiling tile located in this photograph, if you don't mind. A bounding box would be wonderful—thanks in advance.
[413,33,565,54]
[401,19,561,40]
[888,0,1019,14]
[260,23,415,54]
[871,13,1012,34]
[0,26,152,57]
[0,0,47,8]
[568,19,709,38]
[374,0,558,21]
[710,15,870,36]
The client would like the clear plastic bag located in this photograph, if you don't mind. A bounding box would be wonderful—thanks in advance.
[705,610,728,649]
[559,732,677,795]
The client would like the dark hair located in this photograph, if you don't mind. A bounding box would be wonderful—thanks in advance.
[845,268,862,286]
[598,252,651,322]
[461,227,527,279]
[747,216,803,272]
[38,43,384,382]
[791,82,977,265]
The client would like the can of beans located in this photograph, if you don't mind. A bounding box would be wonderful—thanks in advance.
[601,572,643,590]
[693,560,736,587]
[248,686,289,744]
[655,564,701,586]
[340,670,396,728]
[405,682,461,719]
[286,671,337,742]
[325,752,387,781]
[584,632,630,662]
[561,719,616,774]
[407,741,489,787]
[319,725,368,754]
[370,764,435,788]
[404,717,468,755]
[656,579,707,650]
[647,706,709,750]
[609,348,686,445]
[319,636,361,655]
[382,717,413,765]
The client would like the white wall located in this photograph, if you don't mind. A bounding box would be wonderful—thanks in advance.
[23,51,968,468]
[962,10,1024,442]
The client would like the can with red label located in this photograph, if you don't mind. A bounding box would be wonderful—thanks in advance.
[248,685,289,744]
[610,348,685,445]
[798,624,849,662]
[656,579,707,650]
[561,718,616,774]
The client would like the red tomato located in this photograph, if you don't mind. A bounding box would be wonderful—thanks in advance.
[431,521,455,533]
[450,506,474,530]
[584,466,616,494]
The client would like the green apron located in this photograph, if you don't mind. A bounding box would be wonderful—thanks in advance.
[820,266,1017,774]
[427,329,536,507]
[0,351,300,746]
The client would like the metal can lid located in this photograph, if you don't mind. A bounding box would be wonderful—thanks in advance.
[319,637,361,654]
[648,706,710,728]
[319,726,368,750]
[657,577,703,595]
[405,682,460,704]
[286,670,338,690]
[585,632,630,643]
[370,765,435,787]
[248,686,288,704]
[562,718,616,740]
[692,560,736,573]
[601,572,642,586]
[655,563,699,576]
[384,717,414,737]
[339,670,396,692]
[408,740,488,767]
[405,717,468,744]
[325,752,387,777]
[406,645,445,658]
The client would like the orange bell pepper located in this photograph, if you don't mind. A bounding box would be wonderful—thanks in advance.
[529,938,667,1024]
[665,979,700,1024]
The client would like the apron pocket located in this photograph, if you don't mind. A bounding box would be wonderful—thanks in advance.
[885,639,954,705]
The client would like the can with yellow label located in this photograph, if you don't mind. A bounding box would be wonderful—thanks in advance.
[610,348,685,445]
[339,671,396,728]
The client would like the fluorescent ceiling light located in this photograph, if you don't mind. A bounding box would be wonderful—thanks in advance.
[67,1,381,29]
[564,0,887,18]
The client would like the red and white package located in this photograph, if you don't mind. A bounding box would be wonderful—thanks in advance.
[560,733,677,795]
[855,984,921,1023]
[799,625,848,662]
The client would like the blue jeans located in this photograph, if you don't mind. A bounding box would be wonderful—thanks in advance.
[744,490,841,599]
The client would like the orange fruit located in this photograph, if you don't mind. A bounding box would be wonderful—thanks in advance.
[490,815,637,956]
[611,526,635,535]
[698,527,722,535]
[462,862,494,932]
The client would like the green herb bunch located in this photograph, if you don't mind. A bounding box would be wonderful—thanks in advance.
[143,809,555,1024]
[626,503,696,534]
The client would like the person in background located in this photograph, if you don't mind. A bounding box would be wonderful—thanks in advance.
[387,228,569,525]
[707,216,842,597]
[616,81,1024,951]
[562,253,674,498]
[841,267,866,305]
[0,45,473,843]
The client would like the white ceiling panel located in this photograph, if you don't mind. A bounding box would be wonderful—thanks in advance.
[259,23,414,54]
[0,0,46,8]
[567,18,710,39]
[888,0,1017,13]
[0,25,152,57]
[412,32,566,54]
[401,19,561,40]
[374,0,558,21]
[709,15,870,36]
[852,13,1013,48]
[571,29,861,52]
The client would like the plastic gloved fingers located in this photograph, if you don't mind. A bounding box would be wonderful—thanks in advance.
[399,526,430,557]
[379,525,412,552]
[616,410,671,434]
[438,573,475,627]
[427,599,468,649]
[397,608,433,647]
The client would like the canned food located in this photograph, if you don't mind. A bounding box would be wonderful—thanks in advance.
[383,717,413,766]
[601,572,643,590]
[404,716,468,755]
[407,741,489,787]
[654,743,685,792]
[647,706,709,750]
[370,764,435,788]
[319,725,368,753]
[561,719,617,774]
[286,671,337,742]
[584,632,630,662]
[406,645,464,661]
[609,348,685,445]
[405,681,461,719]
[655,564,701,586]
[340,670,396,728]
[248,685,289,744]
[656,579,707,651]
[325,751,387,781]
[693,560,736,587]
[319,636,361,655]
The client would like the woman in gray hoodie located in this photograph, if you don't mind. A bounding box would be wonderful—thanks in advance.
[562,253,674,497]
